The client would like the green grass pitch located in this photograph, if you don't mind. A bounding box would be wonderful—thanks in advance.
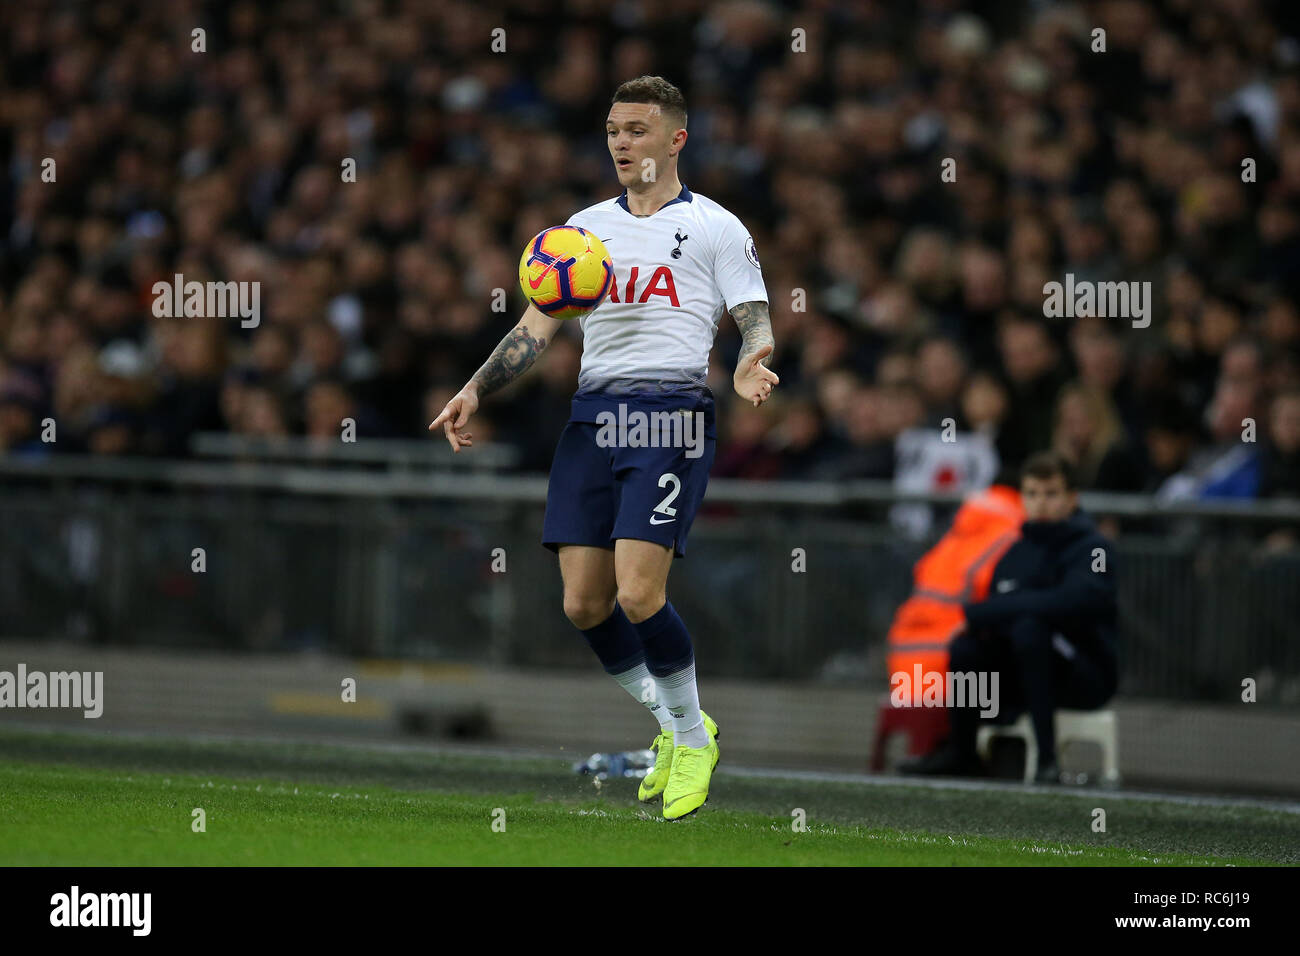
[1,729,1295,865]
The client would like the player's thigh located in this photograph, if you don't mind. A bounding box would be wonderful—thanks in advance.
[558,544,618,619]
[613,537,674,620]
[977,632,1029,714]
[610,435,716,559]
[542,422,618,552]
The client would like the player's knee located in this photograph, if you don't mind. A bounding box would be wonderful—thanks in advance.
[948,632,981,671]
[563,592,616,630]
[616,584,665,624]
[1008,615,1050,650]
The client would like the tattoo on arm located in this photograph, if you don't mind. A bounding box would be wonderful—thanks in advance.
[730,300,774,366]
[470,325,549,396]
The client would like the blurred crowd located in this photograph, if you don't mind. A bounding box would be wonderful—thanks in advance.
[1,0,1299,501]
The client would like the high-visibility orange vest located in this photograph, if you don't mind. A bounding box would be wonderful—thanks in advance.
[885,485,1024,703]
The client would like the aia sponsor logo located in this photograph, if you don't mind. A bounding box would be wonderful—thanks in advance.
[607,266,681,307]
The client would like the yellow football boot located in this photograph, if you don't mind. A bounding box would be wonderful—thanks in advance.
[638,711,718,803]
[662,717,721,820]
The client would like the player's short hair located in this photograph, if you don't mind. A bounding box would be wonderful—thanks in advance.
[1021,450,1077,490]
[612,76,687,130]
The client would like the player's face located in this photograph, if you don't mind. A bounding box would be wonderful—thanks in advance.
[606,103,677,187]
[1021,474,1078,523]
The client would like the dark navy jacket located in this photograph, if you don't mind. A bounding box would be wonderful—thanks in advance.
[962,508,1119,667]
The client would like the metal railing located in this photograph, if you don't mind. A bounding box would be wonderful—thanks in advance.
[189,432,522,471]
[6,453,1300,518]
[1,454,1297,704]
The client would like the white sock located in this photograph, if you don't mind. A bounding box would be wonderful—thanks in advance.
[610,661,673,730]
[655,662,708,748]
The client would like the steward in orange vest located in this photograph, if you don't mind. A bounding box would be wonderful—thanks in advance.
[885,484,1024,707]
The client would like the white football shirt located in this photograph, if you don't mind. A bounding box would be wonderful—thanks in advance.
[564,185,767,393]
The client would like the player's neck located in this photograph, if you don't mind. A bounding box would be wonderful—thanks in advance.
[624,175,684,217]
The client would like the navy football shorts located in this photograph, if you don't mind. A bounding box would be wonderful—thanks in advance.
[542,419,716,558]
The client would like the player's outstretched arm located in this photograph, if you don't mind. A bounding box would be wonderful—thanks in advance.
[730,300,779,407]
[428,304,563,453]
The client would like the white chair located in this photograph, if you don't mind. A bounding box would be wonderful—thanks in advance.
[976,709,1120,785]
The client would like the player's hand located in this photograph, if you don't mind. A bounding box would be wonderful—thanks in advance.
[734,344,779,407]
[428,387,479,453]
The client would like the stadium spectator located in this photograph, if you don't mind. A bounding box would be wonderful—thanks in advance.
[304,380,359,440]
[1051,382,1145,491]
[1158,363,1261,499]
[768,393,848,479]
[1257,386,1300,554]
[959,369,1011,448]
[238,386,290,439]
[1141,396,1201,493]
[995,316,1067,467]
[915,336,967,427]
[1068,317,1142,438]
[818,382,894,480]
[712,399,783,482]
[0,372,45,455]
[1259,386,1300,498]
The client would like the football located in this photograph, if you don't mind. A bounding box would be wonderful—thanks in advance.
[518,225,614,320]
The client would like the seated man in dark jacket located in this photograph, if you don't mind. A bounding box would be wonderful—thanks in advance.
[901,450,1119,783]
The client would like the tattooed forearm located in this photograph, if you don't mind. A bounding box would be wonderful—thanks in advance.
[469,325,549,396]
[730,300,774,364]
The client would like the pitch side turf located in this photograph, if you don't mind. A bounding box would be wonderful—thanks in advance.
[0,730,1295,866]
